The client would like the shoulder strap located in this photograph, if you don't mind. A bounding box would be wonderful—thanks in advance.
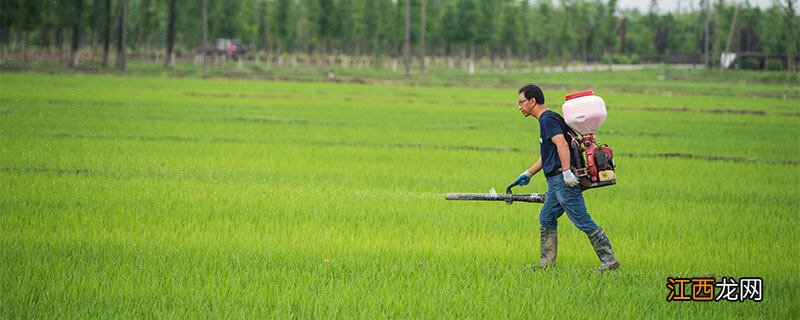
[550,111,579,142]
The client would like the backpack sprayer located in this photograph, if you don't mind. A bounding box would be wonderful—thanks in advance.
[445,90,616,205]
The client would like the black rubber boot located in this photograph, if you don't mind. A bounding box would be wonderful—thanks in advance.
[538,227,558,268]
[587,226,619,273]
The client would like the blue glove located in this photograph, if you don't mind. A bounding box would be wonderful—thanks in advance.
[513,171,533,186]
[562,169,579,187]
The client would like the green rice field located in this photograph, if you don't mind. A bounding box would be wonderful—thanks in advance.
[1,70,798,318]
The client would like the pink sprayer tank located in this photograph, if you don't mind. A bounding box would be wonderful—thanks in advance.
[561,90,606,135]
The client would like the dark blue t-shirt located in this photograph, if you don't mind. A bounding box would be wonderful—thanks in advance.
[538,110,570,175]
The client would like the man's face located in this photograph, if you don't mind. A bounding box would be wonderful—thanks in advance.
[518,92,535,117]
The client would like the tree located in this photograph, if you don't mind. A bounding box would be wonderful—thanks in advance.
[257,0,270,53]
[440,0,485,72]
[702,0,711,66]
[273,0,293,53]
[133,0,161,53]
[654,14,673,56]
[419,0,426,74]
[618,16,629,53]
[0,0,794,70]
[499,0,521,62]
[403,0,411,75]
[70,0,83,67]
[202,0,208,66]
[1,0,44,62]
[317,0,335,59]
[337,0,353,55]
[164,0,177,67]
[783,0,798,71]
[116,0,127,70]
[103,0,112,67]
[604,0,619,54]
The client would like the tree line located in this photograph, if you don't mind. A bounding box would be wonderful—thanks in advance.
[1,0,798,71]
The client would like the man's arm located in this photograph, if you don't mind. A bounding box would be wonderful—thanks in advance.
[511,157,542,187]
[527,157,543,175]
[551,133,580,187]
[550,134,571,172]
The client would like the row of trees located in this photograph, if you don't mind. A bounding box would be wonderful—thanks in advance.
[1,0,798,71]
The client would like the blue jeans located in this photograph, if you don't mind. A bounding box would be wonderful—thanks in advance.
[539,174,599,233]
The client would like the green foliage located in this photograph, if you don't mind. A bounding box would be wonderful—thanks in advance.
[739,57,759,70]
[601,53,639,64]
[766,59,784,71]
[1,0,797,68]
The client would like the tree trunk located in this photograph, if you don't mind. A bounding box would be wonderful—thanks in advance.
[202,0,208,72]
[56,28,64,61]
[504,46,511,69]
[419,0,426,76]
[116,0,127,70]
[703,0,711,67]
[252,1,259,54]
[102,0,111,67]
[71,0,83,67]
[88,29,96,61]
[41,25,51,55]
[264,37,272,66]
[403,0,411,76]
[468,42,475,75]
[618,17,626,54]
[266,3,272,65]
[712,0,721,68]
[785,0,797,71]
[164,0,177,68]
[22,31,28,63]
[318,41,326,66]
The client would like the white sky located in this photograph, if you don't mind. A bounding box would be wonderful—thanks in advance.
[615,0,798,13]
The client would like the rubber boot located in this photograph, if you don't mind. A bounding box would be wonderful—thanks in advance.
[587,227,619,273]
[538,227,558,268]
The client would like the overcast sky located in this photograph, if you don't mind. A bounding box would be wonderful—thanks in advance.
[615,0,798,13]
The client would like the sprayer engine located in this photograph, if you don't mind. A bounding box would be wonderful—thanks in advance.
[562,90,616,190]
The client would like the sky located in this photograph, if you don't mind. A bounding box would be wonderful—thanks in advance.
[614,0,798,13]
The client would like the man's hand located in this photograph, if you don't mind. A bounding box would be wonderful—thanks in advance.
[562,169,579,187]
[513,171,533,186]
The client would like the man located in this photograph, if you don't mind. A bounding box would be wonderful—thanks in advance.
[512,84,619,272]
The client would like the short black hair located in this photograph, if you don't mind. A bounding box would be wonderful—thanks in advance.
[518,84,545,104]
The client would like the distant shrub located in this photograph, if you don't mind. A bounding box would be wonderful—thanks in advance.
[766,59,784,71]
[601,53,613,64]
[601,53,639,64]
[739,57,761,70]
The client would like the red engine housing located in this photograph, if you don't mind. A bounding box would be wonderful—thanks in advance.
[573,133,616,189]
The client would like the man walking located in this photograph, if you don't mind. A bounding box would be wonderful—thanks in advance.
[512,84,619,272]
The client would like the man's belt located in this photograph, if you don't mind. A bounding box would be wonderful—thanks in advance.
[545,168,563,178]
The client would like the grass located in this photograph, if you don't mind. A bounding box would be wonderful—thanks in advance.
[1,69,799,318]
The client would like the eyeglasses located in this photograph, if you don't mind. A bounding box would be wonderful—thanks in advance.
[518,99,527,106]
